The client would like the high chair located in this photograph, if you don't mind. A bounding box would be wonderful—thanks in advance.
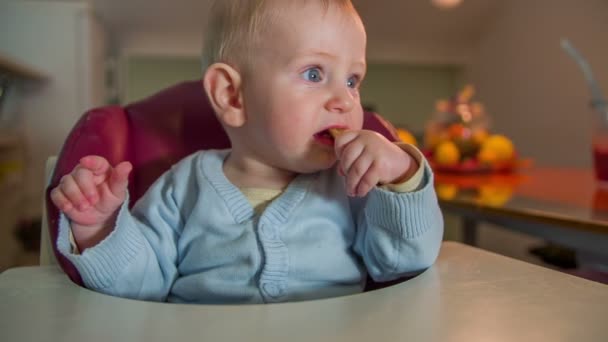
[42,79,402,290]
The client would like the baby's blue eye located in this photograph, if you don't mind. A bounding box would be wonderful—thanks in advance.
[302,67,323,82]
[347,76,360,89]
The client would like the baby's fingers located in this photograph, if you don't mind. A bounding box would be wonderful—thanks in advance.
[345,153,375,197]
[108,161,132,198]
[72,167,100,205]
[333,130,359,158]
[339,141,365,176]
[50,187,74,213]
[80,156,112,176]
[55,175,90,211]
[79,156,115,184]
[354,164,380,197]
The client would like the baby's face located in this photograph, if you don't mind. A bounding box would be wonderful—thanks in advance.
[239,1,367,174]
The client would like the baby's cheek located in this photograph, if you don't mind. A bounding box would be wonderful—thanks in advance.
[267,120,303,149]
[349,109,364,130]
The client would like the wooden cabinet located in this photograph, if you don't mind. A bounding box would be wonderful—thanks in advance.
[0,133,26,269]
[0,1,106,269]
[0,55,48,270]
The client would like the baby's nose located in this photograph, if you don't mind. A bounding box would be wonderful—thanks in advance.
[325,85,355,114]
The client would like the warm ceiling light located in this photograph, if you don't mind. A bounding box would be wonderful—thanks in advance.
[431,0,463,10]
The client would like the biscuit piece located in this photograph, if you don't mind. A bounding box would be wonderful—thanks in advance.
[328,128,346,138]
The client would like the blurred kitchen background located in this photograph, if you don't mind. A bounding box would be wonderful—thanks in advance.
[0,0,607,272]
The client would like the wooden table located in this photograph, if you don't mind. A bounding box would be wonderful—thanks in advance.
[435,166,608,257]
[1,242,607,342]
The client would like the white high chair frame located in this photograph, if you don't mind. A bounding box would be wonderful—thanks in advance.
[40,156,58,266]
[3,241,608,341]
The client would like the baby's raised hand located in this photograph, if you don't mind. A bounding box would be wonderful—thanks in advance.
[50,156,132,229]
[334,130,417,197]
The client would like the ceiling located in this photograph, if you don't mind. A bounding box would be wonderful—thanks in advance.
[86,0,502,49]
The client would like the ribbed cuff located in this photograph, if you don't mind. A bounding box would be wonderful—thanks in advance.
[382,143,425,193]
[56,196,146,289]
[366,162,438,239]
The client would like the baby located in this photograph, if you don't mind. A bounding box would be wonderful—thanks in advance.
[51,0,443,304]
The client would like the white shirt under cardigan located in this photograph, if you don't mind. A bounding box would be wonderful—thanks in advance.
[57,149,444,304]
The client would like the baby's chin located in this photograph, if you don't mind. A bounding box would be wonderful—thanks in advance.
[289,156,338,174]
[269,147,338,174]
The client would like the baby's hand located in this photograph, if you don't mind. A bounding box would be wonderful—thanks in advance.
[334,130,417,197]
[50,156,132,229]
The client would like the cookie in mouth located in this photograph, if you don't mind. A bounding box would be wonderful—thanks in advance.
[328,128,345,138]
[314,127,346,146]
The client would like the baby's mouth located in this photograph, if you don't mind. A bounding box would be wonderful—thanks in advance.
[314,129,335,146]
[313,127,346,146]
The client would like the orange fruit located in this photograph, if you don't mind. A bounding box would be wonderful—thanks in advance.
[478,148,498,165]
[448,124,466,139]
[478,134,515,163]
[396,128,417,146]
[434,141,460,166]
[476,185,513,207]
[436,184,458,200]
[472,129,489,145]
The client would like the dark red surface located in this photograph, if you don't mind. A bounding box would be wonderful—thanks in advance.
[593,145,608,182]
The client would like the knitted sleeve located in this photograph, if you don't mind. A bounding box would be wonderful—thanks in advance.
[56,166,186,302]
[351,160,444,282]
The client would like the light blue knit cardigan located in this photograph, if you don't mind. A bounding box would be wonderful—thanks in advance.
[58,149,443,304]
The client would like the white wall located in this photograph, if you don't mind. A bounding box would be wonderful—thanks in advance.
[466,0,608,167]
[120,30,203,58]
[0,1,106,219]
[116,28,473,65]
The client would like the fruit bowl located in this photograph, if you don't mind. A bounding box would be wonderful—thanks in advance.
[423,85,529,174]
[425,151,530,174]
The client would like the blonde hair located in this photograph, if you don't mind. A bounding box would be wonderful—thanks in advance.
[201,0,358,73]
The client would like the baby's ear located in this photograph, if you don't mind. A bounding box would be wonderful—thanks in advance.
[203,63,246,127]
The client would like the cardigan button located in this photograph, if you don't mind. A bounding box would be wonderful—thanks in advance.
[262,282,284,298]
